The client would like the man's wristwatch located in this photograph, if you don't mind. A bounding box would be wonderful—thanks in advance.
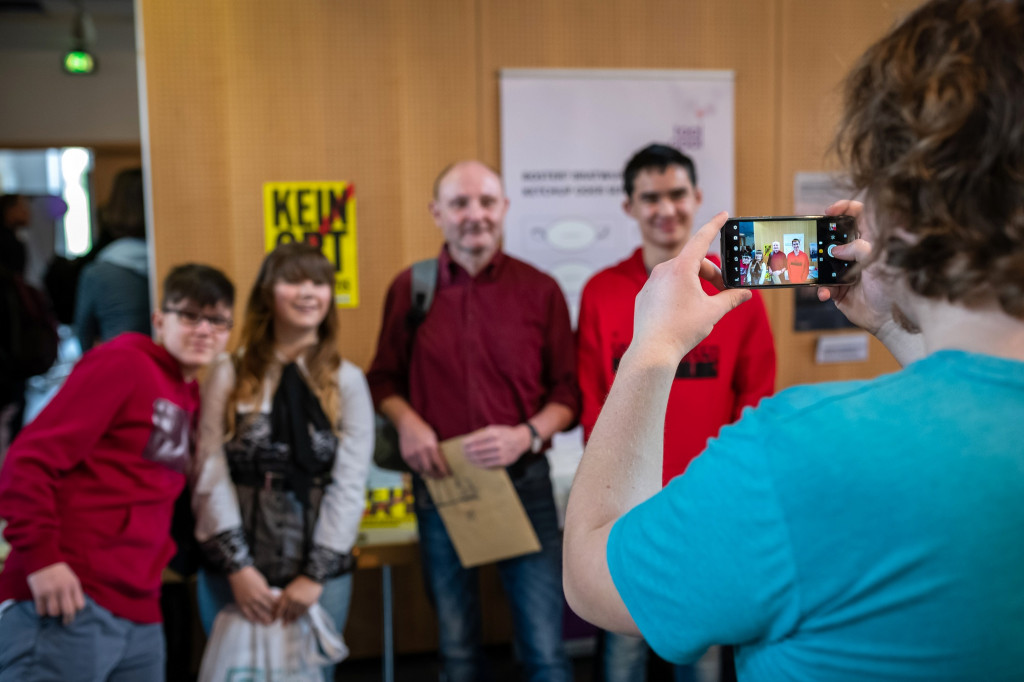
[524,421,543,454]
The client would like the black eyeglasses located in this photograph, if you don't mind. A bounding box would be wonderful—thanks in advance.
[162,307,233,331]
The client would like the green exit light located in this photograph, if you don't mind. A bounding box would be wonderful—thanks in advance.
[63,50,96,75]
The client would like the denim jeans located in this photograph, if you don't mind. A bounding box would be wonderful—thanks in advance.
[414,456,571,682]
[196,568,353,682]
[603,631,697,682]
[0,597,165,682]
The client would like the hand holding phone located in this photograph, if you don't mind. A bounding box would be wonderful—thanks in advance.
[720,215,857,289]
[815,201,897,334]
[815,200,926,366]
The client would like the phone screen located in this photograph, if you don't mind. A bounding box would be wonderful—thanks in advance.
[721,215,855,289]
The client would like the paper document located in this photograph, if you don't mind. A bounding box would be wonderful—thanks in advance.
[424,437,541,568]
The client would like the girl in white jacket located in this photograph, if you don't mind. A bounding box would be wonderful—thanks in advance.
[192,242,373,681]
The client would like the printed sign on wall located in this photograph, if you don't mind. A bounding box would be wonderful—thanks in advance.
[263,181,359,307]
[501,69,735,324]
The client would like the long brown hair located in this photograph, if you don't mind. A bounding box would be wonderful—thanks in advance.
[232,242,342,429]
[748,251,765,282]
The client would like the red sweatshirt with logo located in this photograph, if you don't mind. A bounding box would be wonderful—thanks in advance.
[577,249,777,484]
[0,333,198,624]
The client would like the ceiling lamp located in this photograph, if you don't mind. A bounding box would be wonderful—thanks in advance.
[62,1,97,75]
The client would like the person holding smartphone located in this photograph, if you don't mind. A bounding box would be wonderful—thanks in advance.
[564,1,1024,680]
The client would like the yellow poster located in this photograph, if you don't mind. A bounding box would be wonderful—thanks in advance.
[263,181,359,308]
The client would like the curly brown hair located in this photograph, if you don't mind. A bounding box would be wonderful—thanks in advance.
[232,242,341,430]
[836,0,1024,318]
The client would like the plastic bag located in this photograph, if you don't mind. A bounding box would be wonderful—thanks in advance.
[197,600,348,682]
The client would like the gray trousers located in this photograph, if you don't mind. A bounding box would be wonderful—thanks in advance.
[0,597,165,682]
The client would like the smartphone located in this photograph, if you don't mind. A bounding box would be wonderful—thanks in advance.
[720,215,857,289]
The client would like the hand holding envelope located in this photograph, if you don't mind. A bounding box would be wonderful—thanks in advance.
[423,436,542,568]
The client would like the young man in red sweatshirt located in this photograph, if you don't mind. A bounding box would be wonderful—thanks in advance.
[576,144,777,682]
[0,263,234,682]
[786,236,811,283]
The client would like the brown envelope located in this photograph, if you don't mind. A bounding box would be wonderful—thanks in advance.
[423,436,542,568]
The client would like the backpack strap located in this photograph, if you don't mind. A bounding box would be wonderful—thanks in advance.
[407,258,438,328]
[375,258,439,474]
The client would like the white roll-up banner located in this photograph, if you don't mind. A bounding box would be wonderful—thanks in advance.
[500,68,735,324]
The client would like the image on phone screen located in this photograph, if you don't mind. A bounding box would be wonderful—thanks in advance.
[721,216,854,289]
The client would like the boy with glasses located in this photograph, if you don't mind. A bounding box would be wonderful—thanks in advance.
[0,263,234,682]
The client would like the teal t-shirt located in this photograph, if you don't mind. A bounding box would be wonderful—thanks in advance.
[607,350,1024,681]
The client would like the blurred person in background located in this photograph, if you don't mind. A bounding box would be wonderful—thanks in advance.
[0,194,57,461]
[74,168,151,351]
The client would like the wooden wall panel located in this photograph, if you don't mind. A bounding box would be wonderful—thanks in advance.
[478,0,780,221]
[140,1,233,307]
[390,0,481,265]
[141,0,920,389]
[142,0,477,368]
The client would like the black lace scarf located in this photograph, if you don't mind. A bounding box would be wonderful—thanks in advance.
[270,362,336,506]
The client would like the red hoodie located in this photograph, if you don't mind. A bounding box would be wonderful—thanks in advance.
[0,333,199,623]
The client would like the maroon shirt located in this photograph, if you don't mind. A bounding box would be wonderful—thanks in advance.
[367,247,579,454]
